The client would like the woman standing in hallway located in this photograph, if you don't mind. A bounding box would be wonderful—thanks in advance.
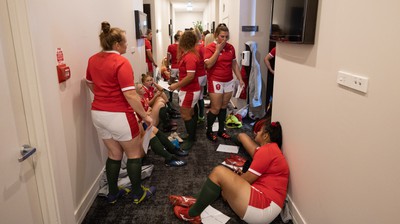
[145,29,157,75]
[86,22,155,204]
[193,28,207,123]
[169,31,200,150]
[204,23,244,141]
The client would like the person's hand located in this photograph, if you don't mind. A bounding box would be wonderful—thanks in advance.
[216,40,226,52]
[234,167,243,176]
[239,79,245,88]
[143,115,153,128]
[153,62,158,67]
[169,83,178,91]
[155,91,162,98]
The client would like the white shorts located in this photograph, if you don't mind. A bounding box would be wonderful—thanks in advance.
[198,75,207,87]
[208,79,235,94]
[242,200,281,224]
[91,110,139,141]
[178,90,201,108]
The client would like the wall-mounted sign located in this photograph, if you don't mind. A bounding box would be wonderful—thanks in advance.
[242,26,259,32]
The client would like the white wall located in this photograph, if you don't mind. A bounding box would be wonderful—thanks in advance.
[24,0,145,222]
[175,12,204,32]
[272,1,400,223]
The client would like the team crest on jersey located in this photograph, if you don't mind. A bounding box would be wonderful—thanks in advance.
[216,84,221,90]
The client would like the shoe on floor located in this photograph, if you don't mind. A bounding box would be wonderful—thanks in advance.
[197,116,205,124]
[217,131,231,140]
[169,195,196,207]
[132,185,156,204]
[107,187,130,204]
[165,159,187,167]
[206,131,217,142]
[173,205,201,224]
[172,147,189,156]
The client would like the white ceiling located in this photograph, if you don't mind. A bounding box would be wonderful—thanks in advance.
[170,0,208,12]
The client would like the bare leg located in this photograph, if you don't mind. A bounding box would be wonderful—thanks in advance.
[208,166,251,218]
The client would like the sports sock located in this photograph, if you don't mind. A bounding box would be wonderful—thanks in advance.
[189,178,221,217]
[149,137,173,160]
[218,108,227,133]
[106,158,122,195]
[159,107,170,127]
[126,158,143,196]
[206,112,218,133]
[156,131,176,153]
[184,117,196,141]
[198,99,205,118]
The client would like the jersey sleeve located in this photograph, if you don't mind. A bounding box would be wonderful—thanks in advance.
[185,54,198,73]
[204,44,214,60]
[248,146,272,177]
[116,58,135,92]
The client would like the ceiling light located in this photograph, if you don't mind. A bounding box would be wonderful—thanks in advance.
[187,1,193,11]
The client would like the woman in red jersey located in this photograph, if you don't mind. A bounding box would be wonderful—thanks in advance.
[193,28,207,123]
[170,122,289,224]
[169,31,200,150]
[204,23,244,142]
[145,29,157,76]
[86,22,155,204]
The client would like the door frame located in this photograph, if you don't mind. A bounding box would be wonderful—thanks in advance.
[7,0,59,223]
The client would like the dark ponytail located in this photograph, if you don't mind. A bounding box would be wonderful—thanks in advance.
[265,121,282,148]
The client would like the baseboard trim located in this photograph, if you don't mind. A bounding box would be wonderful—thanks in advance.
[287,195,306,224]
[74,169,103,223]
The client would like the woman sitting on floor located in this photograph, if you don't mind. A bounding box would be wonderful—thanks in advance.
[169,121,289,224]
[136,83,188,166]
[141,74,179,131]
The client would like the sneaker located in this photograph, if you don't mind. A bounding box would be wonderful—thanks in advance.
[165,159,187,167]
[173,205,201,224]
[172,147,189,156]
[132,185,156,204]
[206,131,217,142]
[169,195,196,207]
[107,187,130,204]
[197,116,205,124]
[217,131,231,140]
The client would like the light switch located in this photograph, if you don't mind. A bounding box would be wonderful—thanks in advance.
[337,71,369,93]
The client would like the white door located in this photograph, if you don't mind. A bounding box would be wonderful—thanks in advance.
[0,0,43,223]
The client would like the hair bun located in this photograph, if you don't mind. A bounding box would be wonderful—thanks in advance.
[101,21,111,34]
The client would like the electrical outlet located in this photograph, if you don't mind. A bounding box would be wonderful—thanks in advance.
[337,71,369,93]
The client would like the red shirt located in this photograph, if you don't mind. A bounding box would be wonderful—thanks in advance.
[86,51,135,112]
[145,38,152,63]
[204,41,236,82]
[167,43,179,69]
[143,85,155,100]
[178,51,200,92]
[269,47,276,58]
[248,143,289,208]
[195,44,206,77]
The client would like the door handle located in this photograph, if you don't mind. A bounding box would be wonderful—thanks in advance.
[18,144,37,162]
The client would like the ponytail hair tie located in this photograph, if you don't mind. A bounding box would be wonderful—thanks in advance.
[271,122,277,127]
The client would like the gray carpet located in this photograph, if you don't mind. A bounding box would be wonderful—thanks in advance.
[82,102,291,224]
